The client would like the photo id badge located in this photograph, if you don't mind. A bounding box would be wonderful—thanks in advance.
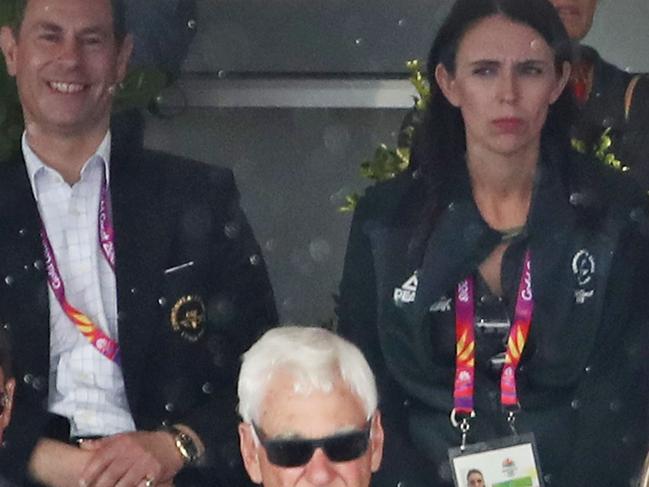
[448,433,543,487]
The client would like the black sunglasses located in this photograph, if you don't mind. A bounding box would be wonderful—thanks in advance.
[252,420,372,467]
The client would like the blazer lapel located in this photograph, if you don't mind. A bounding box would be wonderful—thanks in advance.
[109,142,173,398]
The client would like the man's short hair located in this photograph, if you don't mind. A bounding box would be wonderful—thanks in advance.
[0,329,12,380]
[238,325,377,424]
[11,0,128,43]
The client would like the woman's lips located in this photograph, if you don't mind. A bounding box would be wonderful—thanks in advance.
[492,117,524,132]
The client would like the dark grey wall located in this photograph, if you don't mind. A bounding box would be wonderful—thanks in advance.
[184,0,451,75]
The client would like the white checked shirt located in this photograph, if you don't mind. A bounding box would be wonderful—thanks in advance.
[23,132,136,437]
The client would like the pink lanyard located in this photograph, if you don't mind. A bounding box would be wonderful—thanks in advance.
[40,177,120,365]
[452,250,533,440]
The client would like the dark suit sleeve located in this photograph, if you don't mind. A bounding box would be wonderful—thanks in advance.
[174,167,277,484]
[337,196,380,371]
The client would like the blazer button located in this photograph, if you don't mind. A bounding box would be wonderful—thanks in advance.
[23,373,33,385]
[32,376,46,391]
[202,382,213,395]
[165,403,175,412]
[158,297,167,307]
[33,260,44,271]
[18,228,27,237]
[249,254,261,266]
[4,276,14,287]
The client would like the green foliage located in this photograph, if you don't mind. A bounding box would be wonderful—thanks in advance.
[572,127,629,173]
[0,0,168,161]
[340,60,431,212]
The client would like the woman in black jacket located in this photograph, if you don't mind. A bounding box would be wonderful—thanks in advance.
[338,0,649,485]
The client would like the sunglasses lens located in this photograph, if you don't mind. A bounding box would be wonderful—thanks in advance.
[323,430,369,462]
[265,439,314,467]
[255,422,371,467]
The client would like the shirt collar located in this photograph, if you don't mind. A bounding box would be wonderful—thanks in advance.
[22,131,112,201]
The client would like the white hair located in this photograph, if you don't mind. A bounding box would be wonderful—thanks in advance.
[237,325,378,424]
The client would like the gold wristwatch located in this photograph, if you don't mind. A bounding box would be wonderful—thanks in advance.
[164,425,201,465]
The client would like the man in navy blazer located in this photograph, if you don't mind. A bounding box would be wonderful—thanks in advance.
[0,0,277,485]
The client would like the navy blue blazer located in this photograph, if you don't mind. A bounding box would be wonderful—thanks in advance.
[0,127,277,486]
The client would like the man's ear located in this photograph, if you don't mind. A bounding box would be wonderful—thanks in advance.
[369,411,385,473]
[0,26,19,77]
[115,33,134,85]
[435,63,461,107]
[239,423,263,484]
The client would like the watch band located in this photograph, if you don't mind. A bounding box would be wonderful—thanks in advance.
[163,425,201,465]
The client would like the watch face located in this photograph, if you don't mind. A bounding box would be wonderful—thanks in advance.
[176,431,199,464]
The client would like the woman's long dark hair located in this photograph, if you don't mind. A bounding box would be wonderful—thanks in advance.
[410,0,575,190]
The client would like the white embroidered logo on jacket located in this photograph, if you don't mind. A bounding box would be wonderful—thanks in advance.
[393,272,418,305]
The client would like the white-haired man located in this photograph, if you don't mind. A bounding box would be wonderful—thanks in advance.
[237,326,384,487]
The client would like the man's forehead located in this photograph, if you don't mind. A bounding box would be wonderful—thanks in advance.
[21,0,114,31]
[259,375,367,438]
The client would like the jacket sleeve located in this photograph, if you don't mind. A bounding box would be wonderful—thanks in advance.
[568,217,649,484]
[337,195,381,374]
[169,167,277,484]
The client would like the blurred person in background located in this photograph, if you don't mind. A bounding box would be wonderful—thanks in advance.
[549,0,649,189]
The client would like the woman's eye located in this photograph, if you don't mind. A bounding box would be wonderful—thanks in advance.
[520,65,543,75]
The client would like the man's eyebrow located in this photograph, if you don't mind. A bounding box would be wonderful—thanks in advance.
[30,22,109,37]
[31,22,63,33]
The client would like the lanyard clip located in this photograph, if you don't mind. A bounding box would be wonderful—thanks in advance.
[450,408,475,451]
[503,404,521,436]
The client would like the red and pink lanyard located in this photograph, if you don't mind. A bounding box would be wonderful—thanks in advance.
[40,177,121,365]
[452,250,533,441]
